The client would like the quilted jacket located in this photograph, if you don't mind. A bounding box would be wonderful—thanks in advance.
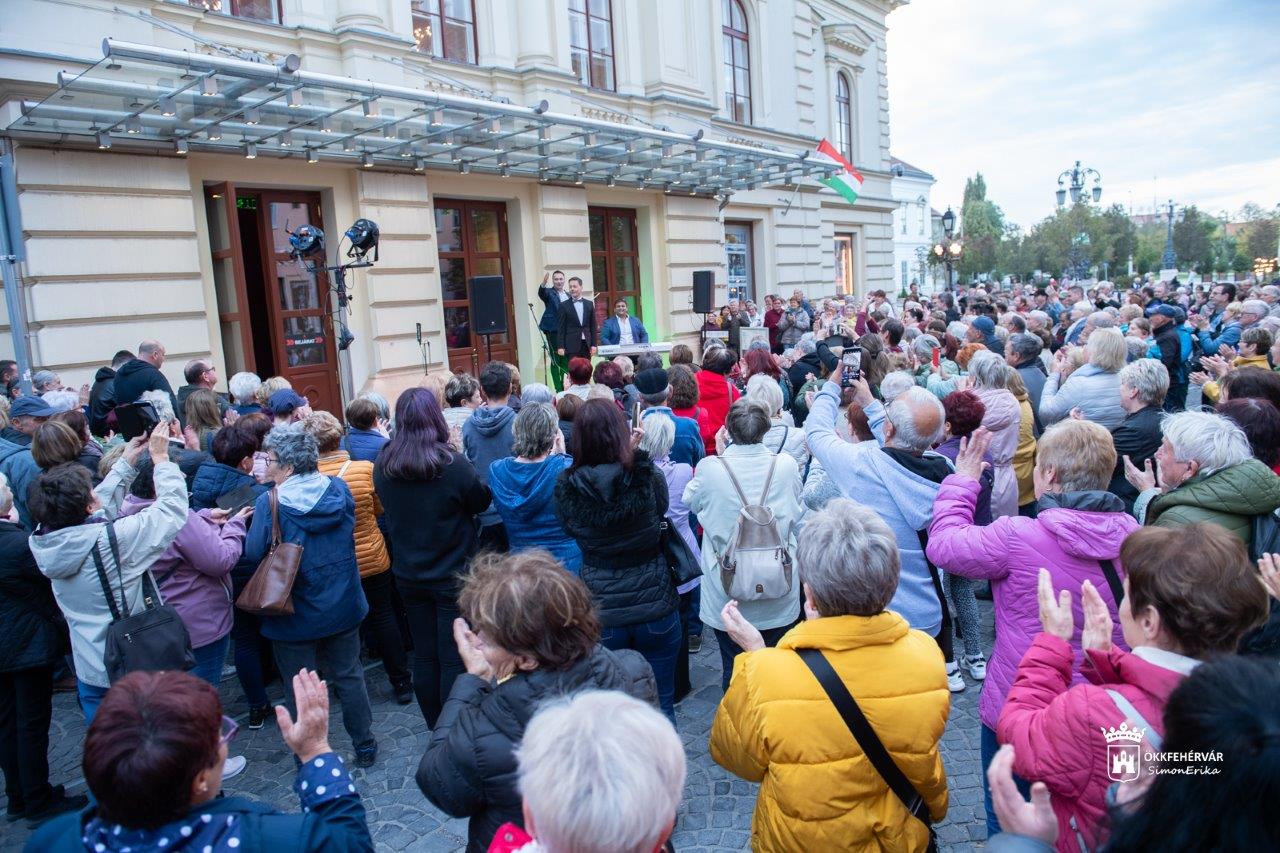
[927,479,1137,729]
[975,387,1022,519]
[1039,364,1125,430]
[1145,458,1280,547]
[317,452,390,578]
[416,645,657,853]
[710,614,949,852]
[997,634,1189,853]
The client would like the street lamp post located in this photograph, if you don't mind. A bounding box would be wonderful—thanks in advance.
[933,206,963,292]
[1161,199,1179,271]
[1055,160,1103,207]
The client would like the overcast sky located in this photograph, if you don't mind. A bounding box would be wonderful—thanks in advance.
[885,0,1280,230]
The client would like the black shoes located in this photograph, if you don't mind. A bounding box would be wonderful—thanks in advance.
[355,742,379,768]
[247,704,273,730]
[23,787,88,827]
[392,681,414,706]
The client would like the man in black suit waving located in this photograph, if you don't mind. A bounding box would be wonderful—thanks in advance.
[557,276,597,360]
[538,270,570,389]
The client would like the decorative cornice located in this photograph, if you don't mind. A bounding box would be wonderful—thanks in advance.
[822,22,875,57]
[580,106,633,124]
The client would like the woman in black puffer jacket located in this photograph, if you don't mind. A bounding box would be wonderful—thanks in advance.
[554,398,680,721]
[416,550,656,852]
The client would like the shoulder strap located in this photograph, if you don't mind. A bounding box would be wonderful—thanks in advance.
[1098,559,1124,605]
[1105,689,1162,751]
[90,538,123,623]
[759,453,778,504]
[715,456,751,507]
[796,648,933,829]
[337,459,353,478]
[270,488,282,547]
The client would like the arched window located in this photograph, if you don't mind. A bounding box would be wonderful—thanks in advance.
[569,0,615,91]
[835,72,853,161]
[722,0,751,123]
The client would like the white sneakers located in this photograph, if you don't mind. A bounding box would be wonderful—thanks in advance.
[947,656,988,692]
[964,656,987,681]
[945,662,965,693]
[222,755,248,780]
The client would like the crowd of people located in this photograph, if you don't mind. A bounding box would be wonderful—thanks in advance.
[1,270,1279,852]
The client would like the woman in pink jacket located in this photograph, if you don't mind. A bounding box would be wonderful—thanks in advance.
[926,418,1139,838]
[997,523,1268,853]
[964,351,1022,518]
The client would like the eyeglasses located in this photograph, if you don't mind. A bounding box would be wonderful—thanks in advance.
[220,715,239,746]
[265,455,280,466]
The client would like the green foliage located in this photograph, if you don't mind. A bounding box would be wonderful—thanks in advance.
[1243,218,1279,261]
[1171,207,1215,272]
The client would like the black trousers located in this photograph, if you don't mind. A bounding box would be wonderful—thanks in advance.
[0,665,55,813]
[361,571,411,689]
[400,583,464,727]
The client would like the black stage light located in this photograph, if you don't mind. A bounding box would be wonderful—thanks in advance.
[288,223,325,257]
[345,218,379,261]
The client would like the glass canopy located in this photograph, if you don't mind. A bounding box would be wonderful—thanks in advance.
[7,40,835,197]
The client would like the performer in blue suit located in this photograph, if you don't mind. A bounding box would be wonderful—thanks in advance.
[600,299,650,347]
[537,270,571,389]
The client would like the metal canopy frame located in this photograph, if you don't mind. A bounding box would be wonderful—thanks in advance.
[6,39,837,197]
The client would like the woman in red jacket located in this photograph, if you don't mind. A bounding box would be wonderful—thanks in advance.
[996,522,1268,853]
[693,347,740,456]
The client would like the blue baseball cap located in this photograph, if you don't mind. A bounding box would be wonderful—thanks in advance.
[9,396,58,418]
[267,389,308,417]
[971,316,996,334]
[1145,304,1179,319]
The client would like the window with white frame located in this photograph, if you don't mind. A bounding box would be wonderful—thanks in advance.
[569,0,616,90]
[412,0,478,64]
[722,0,752,123]
[188,0,280,23]
[835,72,854,162]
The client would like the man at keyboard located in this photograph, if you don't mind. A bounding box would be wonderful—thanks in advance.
[600,299,650,348]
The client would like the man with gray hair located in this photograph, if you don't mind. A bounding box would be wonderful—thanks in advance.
[879,370,916,404]
[805,373,952,639]
[176,357,229,427]
[1259,284,1280,319]
[1238,299,1269,333]
[516,691,685,853]
[1005,332,1047,431]
[1077,310,1116,345]
[1126,410,1280,549]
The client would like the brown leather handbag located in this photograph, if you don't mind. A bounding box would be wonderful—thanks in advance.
[236,490,301,616]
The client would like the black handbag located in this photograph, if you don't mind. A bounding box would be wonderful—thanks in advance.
[660,520,702,587]
[797,647,939,853]
[91,523,196,684]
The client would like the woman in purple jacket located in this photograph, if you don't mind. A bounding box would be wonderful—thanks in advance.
[926,418,1138,839]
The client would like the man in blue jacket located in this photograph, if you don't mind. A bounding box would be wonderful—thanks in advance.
[463,362,517,551]
[0,396,56,528]
[635,368,703,467]
[600,299,650,347]
[537,270,570,390]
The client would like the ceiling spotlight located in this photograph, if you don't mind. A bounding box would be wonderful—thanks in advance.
[286,88,302,108]
[306,148,319,164]
[429,108,444,126]
[574,173,584,185]
[413,158,426,172]
[342,138,357,152]
[245,144,257,160]
[361,153,373,168]
[688,186,696,195]
[124,116,142,134]
[486,117,501,134]
[606,175,615,187]
[159,97,177,117]
[244,107,260,125]
[500,165,510,178]
[206,125,222,141]
[661,143,674,158]
[317,116,332,133]
[96,132,111,150]
[400,147,414,158]
[199,76,218,97]
[174,139,189,155]
[363,99,380,118]
[459,162,471,174]
[280,130,294,147]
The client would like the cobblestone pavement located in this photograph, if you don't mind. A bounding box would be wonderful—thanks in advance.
[1,601,994,852]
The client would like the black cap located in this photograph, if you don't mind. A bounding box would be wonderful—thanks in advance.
[633,368,669,395]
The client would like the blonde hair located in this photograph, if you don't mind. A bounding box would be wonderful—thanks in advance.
[1086,327,1127,372]
[1035,419,1116,492]
[1223,301,1243,321]
[256,376,293,406]
[0,396,9,431]
[0,472,11,515]
[418,371,450,407]
[301,410,345,453]
[98,442,127,480]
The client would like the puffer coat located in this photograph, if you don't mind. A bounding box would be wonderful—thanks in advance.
[317,451,390,578]
[554,451,676,627]
[927,480,1138,730]
[975,386,1022,519]
[1145,458,1280,547]
[416,646,657,853]
[710,614,949,852]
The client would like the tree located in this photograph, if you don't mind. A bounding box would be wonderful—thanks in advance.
[1243,218,1279,262]
[958,172,1004,278]
[1172,206,1214,271]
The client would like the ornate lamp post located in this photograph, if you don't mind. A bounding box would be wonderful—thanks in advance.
[1056,161,1102,207]
[1161,199,1181,271]
[933,206,963,292]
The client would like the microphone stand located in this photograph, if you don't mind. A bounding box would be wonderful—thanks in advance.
[528,302,551,386]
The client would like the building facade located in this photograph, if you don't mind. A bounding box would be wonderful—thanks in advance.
[0,0,904,404]
[889,155,934,296]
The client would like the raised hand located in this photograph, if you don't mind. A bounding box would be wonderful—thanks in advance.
[148,420,172,464]
[955,428,992,481]
[988,746,1058,845]
[453,617,492,680]
[275,669,333,764]
[1080,579,1114,652]
[1037,567,1073,640]
[721,600,765,653]
[1122,455,1157,493]
[1258,554,1280,602]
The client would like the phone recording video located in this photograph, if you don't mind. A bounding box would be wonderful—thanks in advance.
[840,349,862,388]
[631,402,642,430]
[931,346,941,369]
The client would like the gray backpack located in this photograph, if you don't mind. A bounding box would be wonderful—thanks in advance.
[715,456,794,601]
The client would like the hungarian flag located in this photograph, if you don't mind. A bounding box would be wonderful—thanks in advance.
[813,139,864,204]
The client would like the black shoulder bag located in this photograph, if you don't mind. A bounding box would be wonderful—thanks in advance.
[91,523,195,683]
[797,647,939,853]
[1098,558,1124,605]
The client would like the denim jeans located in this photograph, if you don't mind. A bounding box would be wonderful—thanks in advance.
[190,635,231,688]
[272,626,375,752]
[76,680,109,725]
[600,609,682,724]
[0,666,56,813]
[400,583,464,727]
[360,571,411,690]
[232,607,270,709]
[981,723,1030,837]
[714,623,793,692]
[679,586,702,638]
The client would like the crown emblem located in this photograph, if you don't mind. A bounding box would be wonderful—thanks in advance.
[1101,721,1146,744]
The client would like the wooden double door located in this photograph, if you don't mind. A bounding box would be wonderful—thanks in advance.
[435,199,518,375]
[204,184,342,415]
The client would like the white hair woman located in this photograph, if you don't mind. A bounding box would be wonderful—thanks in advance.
[965,350,1022,519]
[745,374,808,471]
[1039,327,1127,429]
[228,372,263,415]
[1108,359,1169,511]
[712,499,948,852]
[1124,410,1280,548]
[511,690,684,853]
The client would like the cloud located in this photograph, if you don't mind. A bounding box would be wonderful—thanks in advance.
[886,0,1280,227]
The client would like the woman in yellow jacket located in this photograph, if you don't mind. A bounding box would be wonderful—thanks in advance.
[1195,326,1272,403]
[1006,370,1038,513]
[303,411,413,705]
[710,499,950,852]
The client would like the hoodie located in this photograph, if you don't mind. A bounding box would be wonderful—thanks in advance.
[28,457,189,688]
[927,482,1139,729]
[0,429,40,529]
[805,381,947,635]
[462,405,517,527]
[87,365,117,436]
[694,370,740,455]
[111,357,177,415]
[488,455,582,573]
[242,474,368,642]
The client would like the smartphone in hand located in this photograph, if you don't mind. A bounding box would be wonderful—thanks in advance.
[931,346,941,369]
[631,402,642,430]
[841,349,862,388]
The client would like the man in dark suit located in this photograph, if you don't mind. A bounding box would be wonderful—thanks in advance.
[557,276,597,360]
[537,270,570,390]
